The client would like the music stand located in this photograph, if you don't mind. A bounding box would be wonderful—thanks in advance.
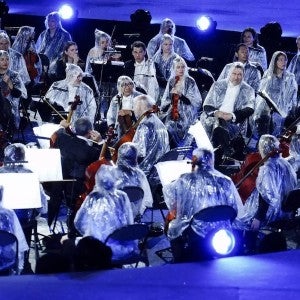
[0,173,41,209]
[91,61,124,83]
[257,91,287,118]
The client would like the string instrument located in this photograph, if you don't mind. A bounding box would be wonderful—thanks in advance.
[111,105,159,163]
[171,76,180,121]
[24,50,39,81]
[50,95,82,147]
[75,127,115,211]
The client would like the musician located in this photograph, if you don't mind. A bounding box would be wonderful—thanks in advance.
[0,50,27,139]
[132,94,170,174]
[253,51,298,138]
[218,43,261,92]
[48,41,85,82]
[45,63,97,126]
[200,62,255,165]
[163,147,242,262]
[240,27,267,72]
[113,142,153,219]
[147,18,195,61]
[11,26,42,84]
[85,29,120,74]
[48,117,103,230]
[0,143,48,273]
[152,34,180,104]
[123,41,159,102]
[106,76,142,138]
[36,11,72,64]
[0,31,31,86]
[0,185,29,274]
[286,133,300,187]
[160,56,202,148]
[74,164,136,260]
[234,134,297,232]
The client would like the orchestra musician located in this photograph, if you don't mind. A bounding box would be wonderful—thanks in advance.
[47,117,104,235]
[163,147,242,262]
[200,62,255,166]
[160,56,202,148]
[234,135,297,236]
[0,50,27,140]
[106,76,142,138]
[45,63,97,125]
[132,94,170,175]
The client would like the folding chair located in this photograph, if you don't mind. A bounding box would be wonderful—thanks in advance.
[121,186,144,223]
[105,223,150,267]
[0,230,19,275]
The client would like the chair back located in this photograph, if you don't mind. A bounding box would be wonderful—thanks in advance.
[0,230,19,273]
[121,186,144,204]
[191,205,237,224]
[105,224,149,243]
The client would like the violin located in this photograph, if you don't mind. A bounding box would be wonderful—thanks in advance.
[24,50,39,81]
[111,105,159,163]
[171,76,180,121]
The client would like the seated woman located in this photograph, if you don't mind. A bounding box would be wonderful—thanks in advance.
[160,57,202,148]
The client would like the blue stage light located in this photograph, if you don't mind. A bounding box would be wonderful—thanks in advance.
[211,229,236,255]
[58,4,74,20]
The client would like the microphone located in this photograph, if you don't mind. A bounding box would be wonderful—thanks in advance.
[123,33,140,37]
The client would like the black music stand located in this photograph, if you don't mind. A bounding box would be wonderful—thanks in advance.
[91,61,124,83]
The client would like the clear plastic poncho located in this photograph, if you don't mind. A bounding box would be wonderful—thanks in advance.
[253,51,298,136]
[147,18,195,61]
[45,64,97,126]
[132,113,170,174]
[74,164,136,260]
[286,134,300,188]
[248,45,268,71]
[160,75,202,147]
[234,135,297,230]
[163,148,241,240]
[36,12,72,63]
[115,142,153,216]
[200,75,255,140]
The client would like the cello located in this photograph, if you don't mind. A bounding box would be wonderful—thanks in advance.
[111,105,159,163]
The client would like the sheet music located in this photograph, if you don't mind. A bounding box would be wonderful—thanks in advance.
[0,173,41,209]
[188,120,213,150]
[24,148,63,182]
[155,160,192,186]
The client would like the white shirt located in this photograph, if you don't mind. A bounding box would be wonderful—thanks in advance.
[219,82,240,113]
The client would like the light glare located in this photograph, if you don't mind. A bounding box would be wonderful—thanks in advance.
[211,229,235,255]
[59,4,74,20]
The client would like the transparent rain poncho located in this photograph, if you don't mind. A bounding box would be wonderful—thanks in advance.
[115,142,153,216]
[74,164,137,260]
[234,135,297,230]
[45,63,97,126]
[286,134,300,187]
[163,148,242,240]
[0,186,29,274]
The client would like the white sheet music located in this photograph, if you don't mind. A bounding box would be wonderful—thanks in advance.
[24,148,63,182]
[33,123,60,149]
[0,173,41,209]
[188,120,213,150]
[155,160,192,186]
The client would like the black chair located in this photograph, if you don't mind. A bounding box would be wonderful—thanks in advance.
[105,223,150,267]
[0,230,19,275]
[121,186,144,223]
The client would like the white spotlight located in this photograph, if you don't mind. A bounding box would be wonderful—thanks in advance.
[196,16,211,31]
[211,229,236,255]
[58,4,74,20]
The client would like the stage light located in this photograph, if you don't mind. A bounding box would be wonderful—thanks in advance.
[58,4,75,20]
[196,16,217,33]
[211,229,236,255]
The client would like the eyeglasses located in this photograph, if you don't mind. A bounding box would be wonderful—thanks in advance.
[121,82,134,87]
